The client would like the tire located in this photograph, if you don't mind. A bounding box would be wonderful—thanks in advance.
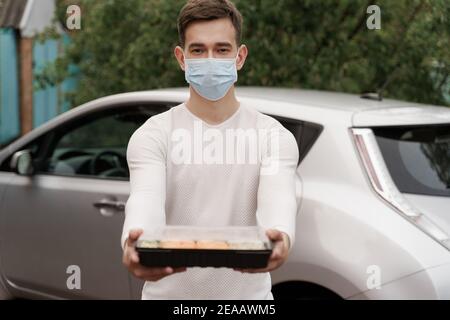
[272,281,342,300]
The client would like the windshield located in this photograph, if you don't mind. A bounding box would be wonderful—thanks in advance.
[373,124,450,197]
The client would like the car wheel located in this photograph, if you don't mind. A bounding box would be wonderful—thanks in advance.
[272,281,342,300]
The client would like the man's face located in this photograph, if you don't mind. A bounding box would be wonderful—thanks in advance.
[175,17,247,71]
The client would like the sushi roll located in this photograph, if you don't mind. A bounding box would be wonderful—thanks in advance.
[159,240,197,249]
[195,240,230,250]
[137,240,160,249]
[228,241,266,250]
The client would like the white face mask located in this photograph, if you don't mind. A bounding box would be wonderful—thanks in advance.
[184,49,240,101]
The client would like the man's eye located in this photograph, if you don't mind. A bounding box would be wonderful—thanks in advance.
[218,49,230,53]
[192,49,203,54]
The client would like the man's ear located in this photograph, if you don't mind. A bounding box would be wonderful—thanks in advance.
[236,44,248,71]
[174,46,186,71]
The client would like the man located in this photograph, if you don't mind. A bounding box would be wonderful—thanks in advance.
[121,0,299,299]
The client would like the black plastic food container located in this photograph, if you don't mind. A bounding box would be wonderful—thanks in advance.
[135,226,273,269]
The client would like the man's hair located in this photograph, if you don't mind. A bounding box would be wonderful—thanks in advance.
[177,0,243,48]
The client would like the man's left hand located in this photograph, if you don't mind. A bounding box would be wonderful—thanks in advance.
[234,229,290,273]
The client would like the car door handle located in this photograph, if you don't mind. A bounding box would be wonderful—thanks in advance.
[93,198,125,217]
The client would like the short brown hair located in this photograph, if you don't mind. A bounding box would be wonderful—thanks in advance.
[177,0,243,48]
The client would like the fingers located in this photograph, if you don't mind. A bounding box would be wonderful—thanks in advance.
[123,229,188,281]
[266,229,283,242]
[133,266,187,281]
[130,248,140,264]
[123,246,139,266]
[127,229,144,246]
[266,230,285,260]
[235,229,289,274]
[133,266,172,278]
[123,229,144,265]
[270,240,284,260]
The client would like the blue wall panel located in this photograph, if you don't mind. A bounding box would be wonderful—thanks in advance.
[61,34,78,113]
[0,28,20,146]
[33,34,78,129]
[33,38,58,128]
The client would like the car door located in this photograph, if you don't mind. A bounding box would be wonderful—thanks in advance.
[0,104,167,299]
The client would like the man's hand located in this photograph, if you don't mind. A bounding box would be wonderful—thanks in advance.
[234,229,290,273]
[122,229,187,281]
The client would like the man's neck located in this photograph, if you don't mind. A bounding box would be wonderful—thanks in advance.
[185,86,240,126]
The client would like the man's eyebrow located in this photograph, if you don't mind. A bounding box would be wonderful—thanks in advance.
[187,42,233,49]
[188,43,206,49]
[215,42,233,47]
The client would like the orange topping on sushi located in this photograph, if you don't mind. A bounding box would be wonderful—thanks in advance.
[195,241,229,250]
[159,240,197,249]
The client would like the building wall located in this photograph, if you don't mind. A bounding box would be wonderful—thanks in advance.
[0,28,20,146]
[33,38,58,128]
[33,34,77,129]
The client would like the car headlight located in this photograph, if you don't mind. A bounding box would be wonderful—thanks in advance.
[352,128,450,251]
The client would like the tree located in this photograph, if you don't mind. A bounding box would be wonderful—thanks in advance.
[39,0,449,107]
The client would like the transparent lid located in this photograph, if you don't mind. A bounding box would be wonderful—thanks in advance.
[136,226,272,250]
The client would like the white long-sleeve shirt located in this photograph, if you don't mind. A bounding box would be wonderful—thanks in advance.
[121,100,299,300]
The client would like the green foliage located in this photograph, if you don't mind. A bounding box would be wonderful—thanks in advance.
[41,0,449,107]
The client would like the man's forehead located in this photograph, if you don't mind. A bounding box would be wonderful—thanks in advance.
[184,18,236,47]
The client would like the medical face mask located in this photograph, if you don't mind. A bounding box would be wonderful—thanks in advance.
[184,51,239,101]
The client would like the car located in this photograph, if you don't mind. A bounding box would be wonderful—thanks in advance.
[0,87,449,300]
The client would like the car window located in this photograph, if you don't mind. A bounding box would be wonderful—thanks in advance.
[269,115,323,165]
[373,124,450,197]
[2,108,322,174]
[0,134,49,172]
[38,105,168,180]
[298,121,323,164]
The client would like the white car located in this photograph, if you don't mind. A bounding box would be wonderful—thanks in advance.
[0,87,449,299]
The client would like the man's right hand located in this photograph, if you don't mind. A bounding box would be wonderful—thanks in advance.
[122,229,187,281]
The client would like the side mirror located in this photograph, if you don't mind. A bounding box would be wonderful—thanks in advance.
[10,149,35,176]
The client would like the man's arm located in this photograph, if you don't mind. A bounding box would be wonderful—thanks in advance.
[121,118,167,250]
[238,117,299,273]
[121,117,187,280]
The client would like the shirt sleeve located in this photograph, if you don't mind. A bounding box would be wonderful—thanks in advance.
[256,117,300,251]
[120,117,167,250]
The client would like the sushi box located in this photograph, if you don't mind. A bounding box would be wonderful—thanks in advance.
[135,226,273,269]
